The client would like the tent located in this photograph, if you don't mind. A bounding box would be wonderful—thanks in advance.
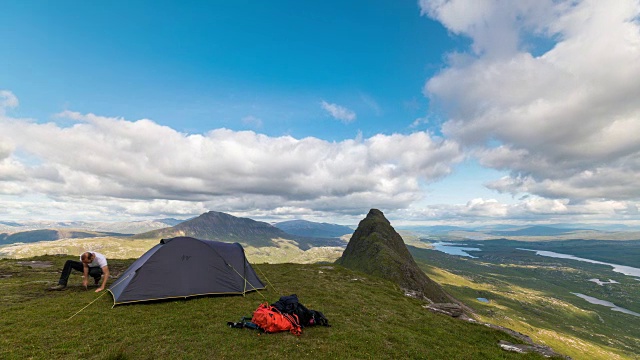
[108,236,265,305]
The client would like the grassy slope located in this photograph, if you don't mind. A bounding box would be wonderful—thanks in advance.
[0,237,345,265]
[0,255,550,360]
[0,237,158,259]
[409,246,640,360]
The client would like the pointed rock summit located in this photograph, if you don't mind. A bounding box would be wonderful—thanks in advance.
[336,209,451,303]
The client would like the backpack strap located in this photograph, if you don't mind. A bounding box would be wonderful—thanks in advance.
[282,312,302,336]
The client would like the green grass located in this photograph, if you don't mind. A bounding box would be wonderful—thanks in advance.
[0,255,551,360]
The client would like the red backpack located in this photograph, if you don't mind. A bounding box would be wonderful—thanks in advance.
[251,302,302,336]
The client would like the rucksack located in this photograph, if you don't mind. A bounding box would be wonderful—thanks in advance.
[251,302,302,335]
[271,294,330,328]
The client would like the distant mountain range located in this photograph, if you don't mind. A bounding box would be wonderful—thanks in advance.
[3,212,640,248]
[488,225,587,236]
[274,220,353,238]
[398,224,640,239]
[0,229,128,245]
[0,218,185,234]
[0,212,351,248]
[133,211,346,249]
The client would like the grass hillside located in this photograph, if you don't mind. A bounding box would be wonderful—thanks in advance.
[0,255,553,360]
[0,237,345,265]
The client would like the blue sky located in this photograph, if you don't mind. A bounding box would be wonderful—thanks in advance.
[2,1,460,139]
[1,1,640,226]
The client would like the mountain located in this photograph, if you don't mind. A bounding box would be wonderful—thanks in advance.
[155,218,185,226]
[398,225,471,234]
[336,209,452,303]
[0,218,187,234]
[131,211,346,249]
[488,225,586,236]
[274,220,353,238]
[133,211,286,246]
[0,229,129,245]
[89,219,181,234]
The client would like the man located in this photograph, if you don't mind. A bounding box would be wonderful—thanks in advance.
[48,251,110,292]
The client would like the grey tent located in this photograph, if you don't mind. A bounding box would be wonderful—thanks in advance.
[108,237,265,305]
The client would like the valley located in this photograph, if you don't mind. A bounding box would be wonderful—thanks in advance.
[410,241,640,360]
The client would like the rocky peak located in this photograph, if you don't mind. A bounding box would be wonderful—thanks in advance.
[336,209,451,303]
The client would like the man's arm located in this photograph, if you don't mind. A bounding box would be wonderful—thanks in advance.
[96,266,109,292]
[82,263,89,288]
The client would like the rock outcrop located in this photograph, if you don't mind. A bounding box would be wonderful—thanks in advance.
[336,209,451,303]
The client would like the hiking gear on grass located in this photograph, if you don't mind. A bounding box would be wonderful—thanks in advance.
[48,284,66,291]
[227,316,260,330]
[108,237,265,305]
[271,294,330,327]
[252,302,302,335]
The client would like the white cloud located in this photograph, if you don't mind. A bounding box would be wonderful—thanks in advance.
[419,0,560,58]
[0,90,19,113]
[241,115,263,129]
[410,116,430,128]
[320,100,356,123]
[394,196,640,224]
[462,198,509,217]
[0,100,463,220]
[421,0,640,202]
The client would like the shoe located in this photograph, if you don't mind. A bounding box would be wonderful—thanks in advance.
[48,284,66,291]
[94,277,101,286]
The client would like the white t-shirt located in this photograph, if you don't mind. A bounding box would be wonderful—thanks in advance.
[80,251,108,268]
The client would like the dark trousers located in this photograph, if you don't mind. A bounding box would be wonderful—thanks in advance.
[58,260,103,286]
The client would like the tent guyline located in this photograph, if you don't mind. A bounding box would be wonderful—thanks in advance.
[65,269,137,321]
[255,264,281,296]
[224,261,268,301]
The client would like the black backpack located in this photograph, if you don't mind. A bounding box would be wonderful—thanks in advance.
[271,294,330,328]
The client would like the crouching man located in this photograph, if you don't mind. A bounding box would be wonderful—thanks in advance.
[49,251,110,293]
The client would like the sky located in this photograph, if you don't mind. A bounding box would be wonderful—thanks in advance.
[1,0,640,226]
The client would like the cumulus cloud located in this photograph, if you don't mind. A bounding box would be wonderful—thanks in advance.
[421,0,640,202]
[419,0,560,58]
[0,100,463,219]
[320,100,357,123]
[395,196,639,224]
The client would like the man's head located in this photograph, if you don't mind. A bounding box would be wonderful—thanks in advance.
[81,252,95,264]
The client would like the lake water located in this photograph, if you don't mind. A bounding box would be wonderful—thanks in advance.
[588,278,619,286]
[430,242,481,258]
[518,249,640,280]
[572,293,640,317]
